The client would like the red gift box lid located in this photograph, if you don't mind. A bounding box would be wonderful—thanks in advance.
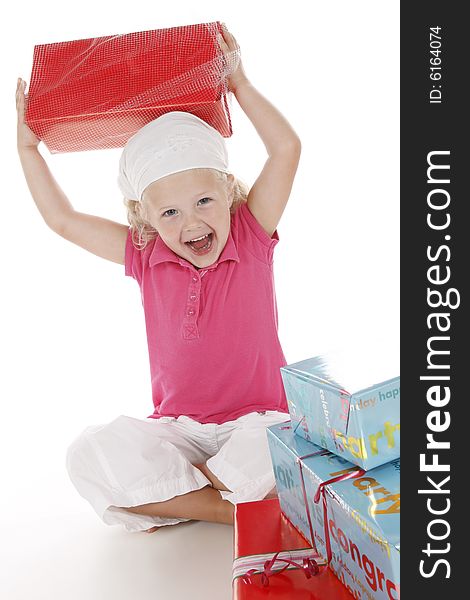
[233,498,354,599]
[25,22,233,153]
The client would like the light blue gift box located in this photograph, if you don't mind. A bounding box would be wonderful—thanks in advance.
[281,352,400,470]
[267,421,400,600]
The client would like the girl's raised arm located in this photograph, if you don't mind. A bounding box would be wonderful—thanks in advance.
[16,78,128,265]
[218,25,301,237]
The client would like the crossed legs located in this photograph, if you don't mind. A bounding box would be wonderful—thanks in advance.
[66,414,284,534]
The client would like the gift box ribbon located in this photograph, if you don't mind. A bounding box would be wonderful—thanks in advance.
[296,450,365,562]
[234,548,326,587]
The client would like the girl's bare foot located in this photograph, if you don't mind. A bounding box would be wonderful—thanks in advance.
[144,526,160,534]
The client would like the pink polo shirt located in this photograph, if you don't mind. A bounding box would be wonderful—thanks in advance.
[125,202,288,424]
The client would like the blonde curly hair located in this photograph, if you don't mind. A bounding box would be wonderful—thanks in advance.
[123,168,249,250]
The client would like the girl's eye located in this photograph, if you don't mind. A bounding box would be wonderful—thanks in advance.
[161,199,210,217]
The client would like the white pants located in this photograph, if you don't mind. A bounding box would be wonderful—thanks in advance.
[66,411,289,532]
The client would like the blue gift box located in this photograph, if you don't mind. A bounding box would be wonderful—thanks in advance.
[281,349,400,470]
[267,421,400,600]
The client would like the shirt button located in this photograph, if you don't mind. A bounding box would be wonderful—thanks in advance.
[189,294,197,301]
[187,308,196,316]
[192,276,198,282]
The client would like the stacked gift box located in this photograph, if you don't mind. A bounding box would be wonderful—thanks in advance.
[233,498,355,599]
[234,347,400,599]
[266,423,400,600]
[281,349,400,470]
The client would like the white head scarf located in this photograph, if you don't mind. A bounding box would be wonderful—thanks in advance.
[117,111,229,202]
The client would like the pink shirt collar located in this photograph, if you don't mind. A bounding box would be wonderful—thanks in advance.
[149,230,240,269]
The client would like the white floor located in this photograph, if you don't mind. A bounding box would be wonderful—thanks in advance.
[1,473,234,600]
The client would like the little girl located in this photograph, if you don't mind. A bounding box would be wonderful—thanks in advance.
[16,24,301,533]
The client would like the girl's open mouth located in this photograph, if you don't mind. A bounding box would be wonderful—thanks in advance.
[185,232,214,255]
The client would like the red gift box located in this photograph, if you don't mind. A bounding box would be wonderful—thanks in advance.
[233,498,355,599]
[25,22,233,153]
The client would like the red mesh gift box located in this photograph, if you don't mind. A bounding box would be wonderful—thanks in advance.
[25,22,235,153]
[233,498,354,599]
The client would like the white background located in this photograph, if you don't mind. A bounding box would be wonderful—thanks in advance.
[1,1,399,598]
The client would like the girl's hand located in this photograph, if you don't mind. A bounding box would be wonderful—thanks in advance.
[217,24,249,93]
[16,78,40,151]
